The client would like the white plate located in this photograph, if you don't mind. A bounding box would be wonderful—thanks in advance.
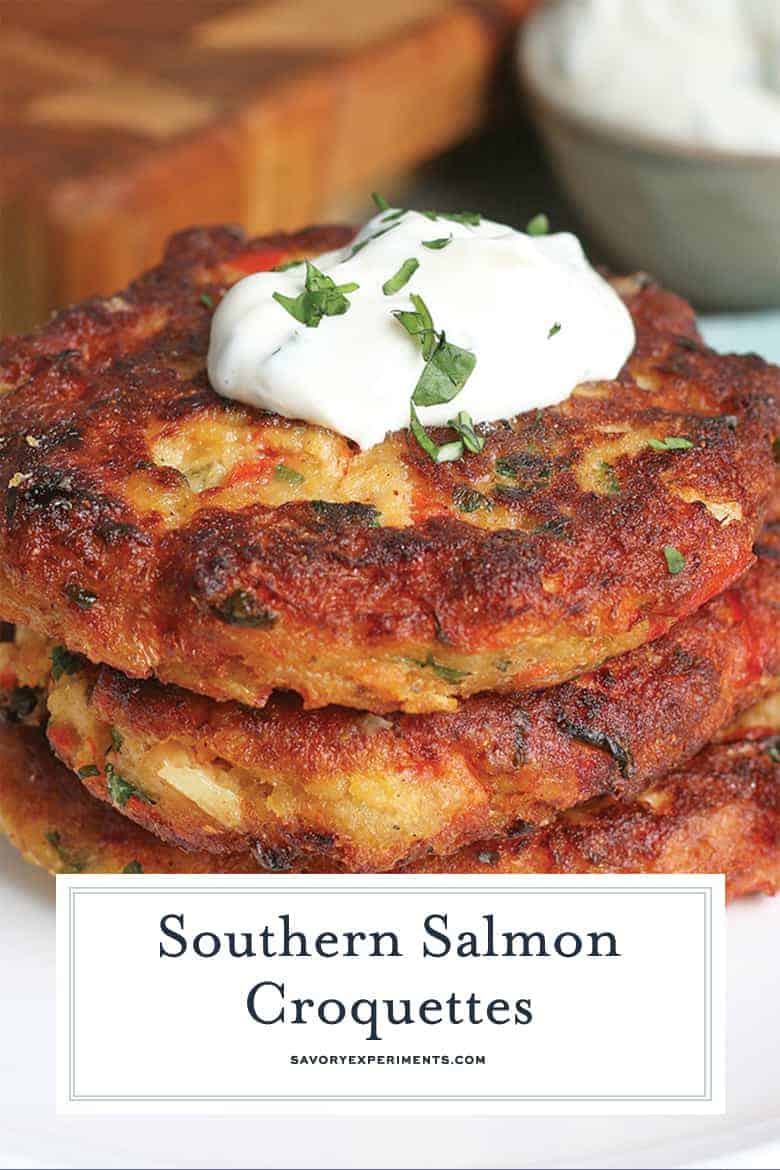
[1,312,778,1170]
[1,833,778,1170]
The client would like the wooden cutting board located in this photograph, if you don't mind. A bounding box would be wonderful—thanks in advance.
[1,0,537,334]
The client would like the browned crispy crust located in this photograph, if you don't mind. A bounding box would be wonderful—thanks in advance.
[30,520,779,871]
[411,734,780,899]
[0,717,776,900]
[0,227,777,714]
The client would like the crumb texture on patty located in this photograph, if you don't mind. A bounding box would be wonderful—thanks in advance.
[0,714,776,899]
[4,516,774,872]
[0,226,777,713]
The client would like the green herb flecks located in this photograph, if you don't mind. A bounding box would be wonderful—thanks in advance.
[271,258,304,273]
[274,463,305,486]
[422,236,452,250]
[453,485,492,513]
[448,410,485,454]
[526,213,549,236]
[77,764,100,779]
[394,294,476,406]
[45,830,86,874]
[548,321,562,339]
[122,860,144,874]
[310,500,381,527]
[598,461,620,495]
[663,545,686,574]
[393,292,477,462]
[409,404,464,463]
[273,260,359,327]
[211,590,277,628]
[421,209,481,227]
[406,652,471,684]
[50,645,80,681]
[556,715,634,779]
[382,257,419,296]
[648,436,694,451]
[477,849,499,866]
[495,452,551,486]
[106,763,155,809]
[347,222,401,259]
[65,583,97,609]
[199,292,214,309]
[109,727,123,754]
[766,737,780,764]
[371,192,390,211]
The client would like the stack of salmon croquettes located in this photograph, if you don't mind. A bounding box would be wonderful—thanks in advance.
[0,223,778,896]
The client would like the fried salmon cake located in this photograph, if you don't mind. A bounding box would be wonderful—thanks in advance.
[0,227,777,715]
[0,712,776,900]
[4,519,775,872]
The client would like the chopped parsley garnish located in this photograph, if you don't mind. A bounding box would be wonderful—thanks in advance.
[394,293,476,408]
[310,500,380,527]
[556,714,634,779]
[106,763,155,809]
[273,260,358,327]
[65,584,97,609]
[393,292,477,462]
[422,236,452,250]
[271,258,304,272]
[409,404,464,463]
[122,860,144,874]
[382,257,419,296]
[648,436,694,451]
[548,321,562,339]
[211,590,277,628]
[348,222,400,258]
[406,652,471,684]
[50,645,80,681]
[45,830,86,874]
[453,485,492,513]
[495,457,517,479]
[766,738,780,764]
[199,293,214,309]
[77,764,100,779]
[274,463,305,486]
[422,209,481,226]
[371,192,390,211]
[381,208,407,224]
[109,727,123,754]
[598,461,620,495]
[663,545,686,574]
[526,213,550,236]
[495,454,551,485]
[448,410,485,454]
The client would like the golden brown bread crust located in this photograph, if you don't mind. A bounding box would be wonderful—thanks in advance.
[0,226,778,714]
[0,716,776,900]
[29,521,780,871]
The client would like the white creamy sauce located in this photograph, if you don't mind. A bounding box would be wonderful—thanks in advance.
[207,209,634,451]
[523,0,780,154]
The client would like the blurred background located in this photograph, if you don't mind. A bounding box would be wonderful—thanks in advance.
[3,0,779,335]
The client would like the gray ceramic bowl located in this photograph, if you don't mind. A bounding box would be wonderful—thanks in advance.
[518,13,780,311]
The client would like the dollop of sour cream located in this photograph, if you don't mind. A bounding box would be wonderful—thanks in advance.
[523,0,780,155]
[207,209,635,451]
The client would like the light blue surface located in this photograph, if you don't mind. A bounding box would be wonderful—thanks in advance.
[700,310,780,362]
